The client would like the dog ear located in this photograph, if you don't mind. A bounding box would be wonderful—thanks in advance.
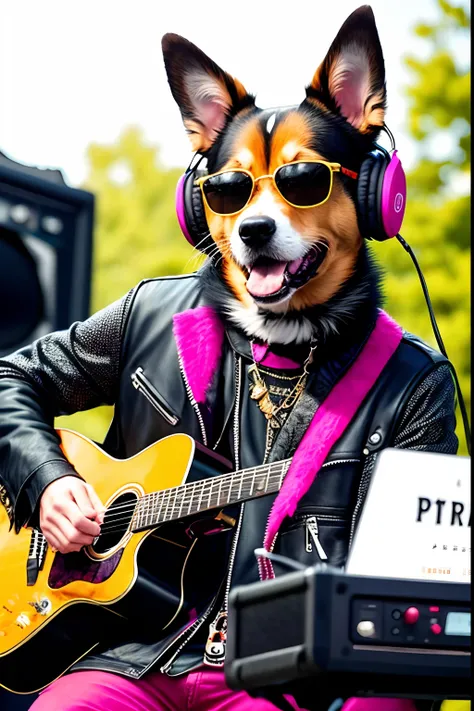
[162,34,255,153]
[306,5,386,134]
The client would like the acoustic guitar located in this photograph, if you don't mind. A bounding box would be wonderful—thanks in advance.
[0,429,289,694]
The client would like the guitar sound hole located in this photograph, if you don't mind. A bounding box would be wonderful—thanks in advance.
[92,492,137,554]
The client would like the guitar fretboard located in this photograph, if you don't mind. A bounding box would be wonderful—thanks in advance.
[131,459,291,531]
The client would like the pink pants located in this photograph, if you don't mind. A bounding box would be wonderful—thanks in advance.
[29,669,419,711]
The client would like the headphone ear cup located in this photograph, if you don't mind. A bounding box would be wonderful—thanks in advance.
[177,169,212,251]
[356,155,374,240]
[367,152,388,241]
[176,172,196,246]
[356,151,389,241]
[190,180,213,252]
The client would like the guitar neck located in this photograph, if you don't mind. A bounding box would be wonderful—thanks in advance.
[131,458,291,531]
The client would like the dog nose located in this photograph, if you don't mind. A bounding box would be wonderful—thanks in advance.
[239,216,276,247]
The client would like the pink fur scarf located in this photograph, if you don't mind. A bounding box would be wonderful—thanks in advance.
[173,306,225,405]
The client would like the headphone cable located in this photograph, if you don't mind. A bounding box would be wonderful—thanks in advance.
[396,233,471,455]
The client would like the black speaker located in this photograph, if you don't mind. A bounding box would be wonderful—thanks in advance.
[0,151,94,357]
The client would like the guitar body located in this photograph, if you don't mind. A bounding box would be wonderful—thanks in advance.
[0,430,233,693]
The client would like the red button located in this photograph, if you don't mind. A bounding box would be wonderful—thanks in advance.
[404,607,420,624]
[431,623,442,635]
[429,606,440,613]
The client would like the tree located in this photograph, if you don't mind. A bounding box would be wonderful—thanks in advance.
[56,127,199,440]
[57,0,470,454]
[370,0,470,454]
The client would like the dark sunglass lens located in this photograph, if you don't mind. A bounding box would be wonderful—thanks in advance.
[275,162,332,207]
[203,172,253,214]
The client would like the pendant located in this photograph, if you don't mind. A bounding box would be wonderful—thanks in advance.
[248,364,277,420]
[248,364,269,401]
[259,392,275,418]
[250,382,268,401]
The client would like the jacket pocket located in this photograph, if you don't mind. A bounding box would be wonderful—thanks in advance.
[279,510,349,567]
[131,367,180,426]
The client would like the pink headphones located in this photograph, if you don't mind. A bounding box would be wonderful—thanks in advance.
[175,131,407,251]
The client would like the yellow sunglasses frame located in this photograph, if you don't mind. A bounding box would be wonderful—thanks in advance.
[195,160,359,217]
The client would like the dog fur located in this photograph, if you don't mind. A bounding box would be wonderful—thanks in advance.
[162,5,387,345]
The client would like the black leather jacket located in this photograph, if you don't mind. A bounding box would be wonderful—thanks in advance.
[0,264,458,681]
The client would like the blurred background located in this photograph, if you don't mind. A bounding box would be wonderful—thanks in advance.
[0,0,471,453]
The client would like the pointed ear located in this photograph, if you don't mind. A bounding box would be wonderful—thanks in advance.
[306,5,386,134]
[162,34,255,153]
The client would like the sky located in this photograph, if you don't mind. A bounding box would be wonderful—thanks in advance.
[0,0,470,188]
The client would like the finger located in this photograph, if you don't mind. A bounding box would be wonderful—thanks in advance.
[59,500,101,537]
[84,483,107,523]
[55,516,95,549]
[44,527,71,555]
[43,532,62,553]
[73,482,100,520]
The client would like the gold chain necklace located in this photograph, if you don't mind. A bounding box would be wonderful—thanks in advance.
[257,368,303,381]
[248,341,317,427]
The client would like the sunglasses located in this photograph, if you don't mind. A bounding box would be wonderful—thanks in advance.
[195,160,359,217]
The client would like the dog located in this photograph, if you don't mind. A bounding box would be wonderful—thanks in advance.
[162,5,390,346]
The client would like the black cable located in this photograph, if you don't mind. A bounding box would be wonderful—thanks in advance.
[396,233,471,455]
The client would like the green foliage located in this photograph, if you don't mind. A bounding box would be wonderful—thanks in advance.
[85,127,200,313]
[57,0,471,454]
[56,128,201,440]
[374,0,470,454]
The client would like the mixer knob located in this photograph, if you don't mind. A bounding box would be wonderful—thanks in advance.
[357,620,376,638]
[404,607,420,625]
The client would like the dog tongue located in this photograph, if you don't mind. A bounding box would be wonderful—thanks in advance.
[247,261,287,297]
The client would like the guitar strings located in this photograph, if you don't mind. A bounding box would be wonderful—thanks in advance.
[97,474,287,536]
[98,469,288,535]
[96,461,290,522]
[96,467,289,536]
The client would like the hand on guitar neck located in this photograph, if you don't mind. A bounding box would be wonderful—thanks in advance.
[39,476,106,555]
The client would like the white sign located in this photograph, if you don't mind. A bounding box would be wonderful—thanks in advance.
[346,448,471,583]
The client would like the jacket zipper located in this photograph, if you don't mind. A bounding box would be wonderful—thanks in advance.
[131,368,179,426]
[159,603,215,674]
[161,355,244,673]
[304,516,328,560]
[349,451,377,549]
[258,457,359,580]
[290,512,347,560]
[321,458,360,469]
[203,356,244,663]
[232,355,242,471]
[176,351,208,446]
[223,504,244,614]
[212,353,240,452]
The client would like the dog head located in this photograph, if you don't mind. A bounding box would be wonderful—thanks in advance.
[162,6,386,340]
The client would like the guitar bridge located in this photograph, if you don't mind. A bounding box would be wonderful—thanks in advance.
[27,529,47,586]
